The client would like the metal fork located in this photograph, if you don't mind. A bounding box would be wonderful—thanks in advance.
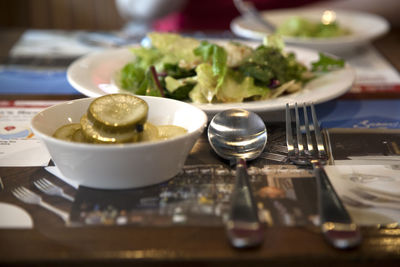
[233,0,276,32]
[286,103,362,250]
[34,178,75,202]
[12,186,70,223]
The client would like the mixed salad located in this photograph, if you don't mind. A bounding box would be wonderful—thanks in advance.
[277,16,351,38]
[118,32,345,104]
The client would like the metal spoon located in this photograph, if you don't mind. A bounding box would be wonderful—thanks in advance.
[208,108,267,248]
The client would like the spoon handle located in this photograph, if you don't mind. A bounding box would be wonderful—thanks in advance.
[226,158,264,248]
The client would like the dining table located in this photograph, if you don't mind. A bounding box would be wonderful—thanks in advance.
[1,27,400,267]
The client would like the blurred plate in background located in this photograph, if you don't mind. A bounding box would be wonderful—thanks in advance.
[231,8,389,54]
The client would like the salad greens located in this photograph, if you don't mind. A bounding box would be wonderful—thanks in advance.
[311,52,345,72]
[277,16,351,38]
[193,41,228,89]
[118,32,345,104]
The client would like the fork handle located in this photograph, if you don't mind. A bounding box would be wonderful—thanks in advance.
[313,161,362,249]
[226,158,264,248]
[40,201,70,223]
[61,192,75,202]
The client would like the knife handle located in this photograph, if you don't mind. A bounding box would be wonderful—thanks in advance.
[226,158,264,248]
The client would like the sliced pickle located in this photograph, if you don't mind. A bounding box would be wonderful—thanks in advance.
[51,95,188,144]
[87,94,148,131]
[157,125,187,140]
[53,123,81,141]
[80,114,141,144]
[71,128,86,143]
[140,122,160,142]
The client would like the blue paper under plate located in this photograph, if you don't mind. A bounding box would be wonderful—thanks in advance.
[317,99,400,129]
[1,68,399,129]
[0,69,80,95]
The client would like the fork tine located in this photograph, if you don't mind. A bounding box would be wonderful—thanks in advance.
[294,103,304,156]
[303,104,314,155]
[12,187,36,203]
[20,186,30,194]
[35,179,48,189]
[17,187,28,195]
[20,187,35,197]
[40,178,53,186]
[35,178,53,191]
[12,188,23,198]
[285,104,295,157]
[310,103,327,158]
[33,180,42,188]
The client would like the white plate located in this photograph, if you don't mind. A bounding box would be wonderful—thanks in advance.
[230,8,389,53]
[67,41,355,118]
[0,202,33,229]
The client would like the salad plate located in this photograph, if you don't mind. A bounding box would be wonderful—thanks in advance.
[67,40,355,118]
[230,8,389,53]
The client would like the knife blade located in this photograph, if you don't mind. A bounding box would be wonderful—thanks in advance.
[314,162,362,249]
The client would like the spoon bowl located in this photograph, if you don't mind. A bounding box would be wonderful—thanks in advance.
[208,108,267,248]
[208,109,268,162]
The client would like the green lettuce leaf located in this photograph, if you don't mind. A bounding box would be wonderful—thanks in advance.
[189,64,269,103]
[129,47,163,70]
[216,71,269,102]
[148,32,201,68]
[189,63,218,103]
[262,34,285,51]
[165,76,196,92]
[311,53,345,72]
[277,16,317,37]
[163,63,196,79]
[193,41,227,88]
[118,62,145,93]
[164,76,196,100]
[277,16,350,38]
[239,45,307,87]
[134,69,162,97]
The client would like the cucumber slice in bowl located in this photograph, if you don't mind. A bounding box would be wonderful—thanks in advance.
[52,123,81,141]
[87,94,148,132]
[80,114,141,144]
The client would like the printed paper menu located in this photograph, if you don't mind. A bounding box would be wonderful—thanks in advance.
[0,100,62,166]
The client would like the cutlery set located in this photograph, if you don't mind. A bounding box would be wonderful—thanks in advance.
[12,178,73,223]
[205,103,363,249]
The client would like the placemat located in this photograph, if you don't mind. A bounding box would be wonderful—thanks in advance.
[69,125,319,227]
[68,127,400,227]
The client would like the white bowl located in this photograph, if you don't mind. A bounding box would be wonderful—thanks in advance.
[231,8,389,54]
[31,96,207,189]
